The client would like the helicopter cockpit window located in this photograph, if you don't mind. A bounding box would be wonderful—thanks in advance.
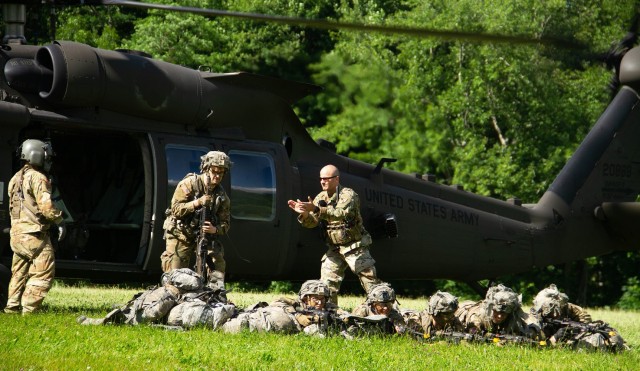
[229,151,276,221]
[165,145,208,206]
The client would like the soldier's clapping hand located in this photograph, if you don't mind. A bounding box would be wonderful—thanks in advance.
[288,198,314,215]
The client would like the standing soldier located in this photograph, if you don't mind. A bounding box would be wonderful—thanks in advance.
[288,164,380,304]
[161,151,230,291]
[5,139,66,314]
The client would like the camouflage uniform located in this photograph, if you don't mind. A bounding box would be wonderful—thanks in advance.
[223,280,343,336]
[531,284,591,323]
[78,268,234,328]
[531,284,627,351]
[5,164,63,314]
[403,291,464,336]
[351,283,406,333]
[161,173,230,288]
[455,284,541,337]
[298,186,379,303]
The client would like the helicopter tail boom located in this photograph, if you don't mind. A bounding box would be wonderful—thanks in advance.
[534,85,640,251]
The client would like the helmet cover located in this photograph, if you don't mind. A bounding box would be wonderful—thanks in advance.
[299,280,330,300]
[366,283,396,304]
[200,151,230,172]
[427,291,459,316]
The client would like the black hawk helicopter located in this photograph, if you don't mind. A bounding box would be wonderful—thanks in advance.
[1,2,640,305]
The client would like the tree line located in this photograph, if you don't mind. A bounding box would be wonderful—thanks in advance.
[7,0,640,308]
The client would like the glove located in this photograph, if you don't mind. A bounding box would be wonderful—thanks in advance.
[295,314,318,327]
[57,224,67,242]
[195,195,212,208]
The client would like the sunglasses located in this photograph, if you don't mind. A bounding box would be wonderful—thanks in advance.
[319,175,338,181]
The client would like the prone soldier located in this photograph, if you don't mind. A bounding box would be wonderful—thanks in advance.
[531,284,628,352]
[351,283,407,334]
[4,139,66,314]
[455,284,541,338]
[402,290,464,336]
[161,151,231,292]
[77,268,234,329]
[222,279,346,336]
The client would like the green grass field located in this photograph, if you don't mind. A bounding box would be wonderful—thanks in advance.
[1,282,639,370]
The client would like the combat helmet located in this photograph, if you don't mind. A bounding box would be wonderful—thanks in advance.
[427,291,459,316]
[366,283,396,304]
[299,280,330,300]
[19,139,54,172]
[200,151,231,172]
[532,284,569,318]
[486,284,519,313]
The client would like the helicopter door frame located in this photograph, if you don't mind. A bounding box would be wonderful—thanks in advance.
[143,134,218,273]
[218,140,296,278]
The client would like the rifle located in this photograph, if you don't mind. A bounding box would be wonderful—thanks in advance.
[422,329,547,347]
[295,310,395,337]
[195,178,220,283]
[547,318,619,340]
[545,318,629,352]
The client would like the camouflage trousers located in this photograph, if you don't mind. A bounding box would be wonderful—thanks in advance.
[5,233,55,314]
[160,234,225,287]
[321,246,379,304]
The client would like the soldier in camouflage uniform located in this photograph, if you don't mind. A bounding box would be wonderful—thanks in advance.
[531,284,628,351]
[403,291,464,336]
[161,151,231,291]
[351,283,407,333]
[77,268,235,329]
[288,164,380,304]
[455,284,541,338]
[222,279,345,335]
[531,284,591,324]
[5,139,66,314]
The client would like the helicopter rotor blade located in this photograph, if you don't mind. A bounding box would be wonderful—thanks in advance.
[100,0,582,49]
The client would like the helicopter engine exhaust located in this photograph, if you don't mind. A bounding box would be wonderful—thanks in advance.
[4,41,210,125]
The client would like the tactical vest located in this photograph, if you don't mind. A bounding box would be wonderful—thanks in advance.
[9,166,47,230]
[320,187,364,246]
[163,174,225,241]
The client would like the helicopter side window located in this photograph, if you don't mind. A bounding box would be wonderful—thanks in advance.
[229,151,276,221]
[165,145,209,206]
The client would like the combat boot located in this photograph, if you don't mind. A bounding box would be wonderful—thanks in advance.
[77,315,106,325]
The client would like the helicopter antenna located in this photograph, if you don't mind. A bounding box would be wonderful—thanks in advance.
[373,158,397,175]
[99,0,581,49]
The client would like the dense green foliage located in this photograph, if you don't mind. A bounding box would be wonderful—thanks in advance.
[4,0,640,307]
[1,283,639,369]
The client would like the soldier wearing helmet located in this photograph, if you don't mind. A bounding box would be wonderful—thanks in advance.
[222,279,346,336]
[403,291,464,336]
[352,283,406,333]
[5,139,66,314]
[531,284,591,323]
[529,284,629,351]
[288,164,381,305]
[455,284,541,338]
[161,151,231,292]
